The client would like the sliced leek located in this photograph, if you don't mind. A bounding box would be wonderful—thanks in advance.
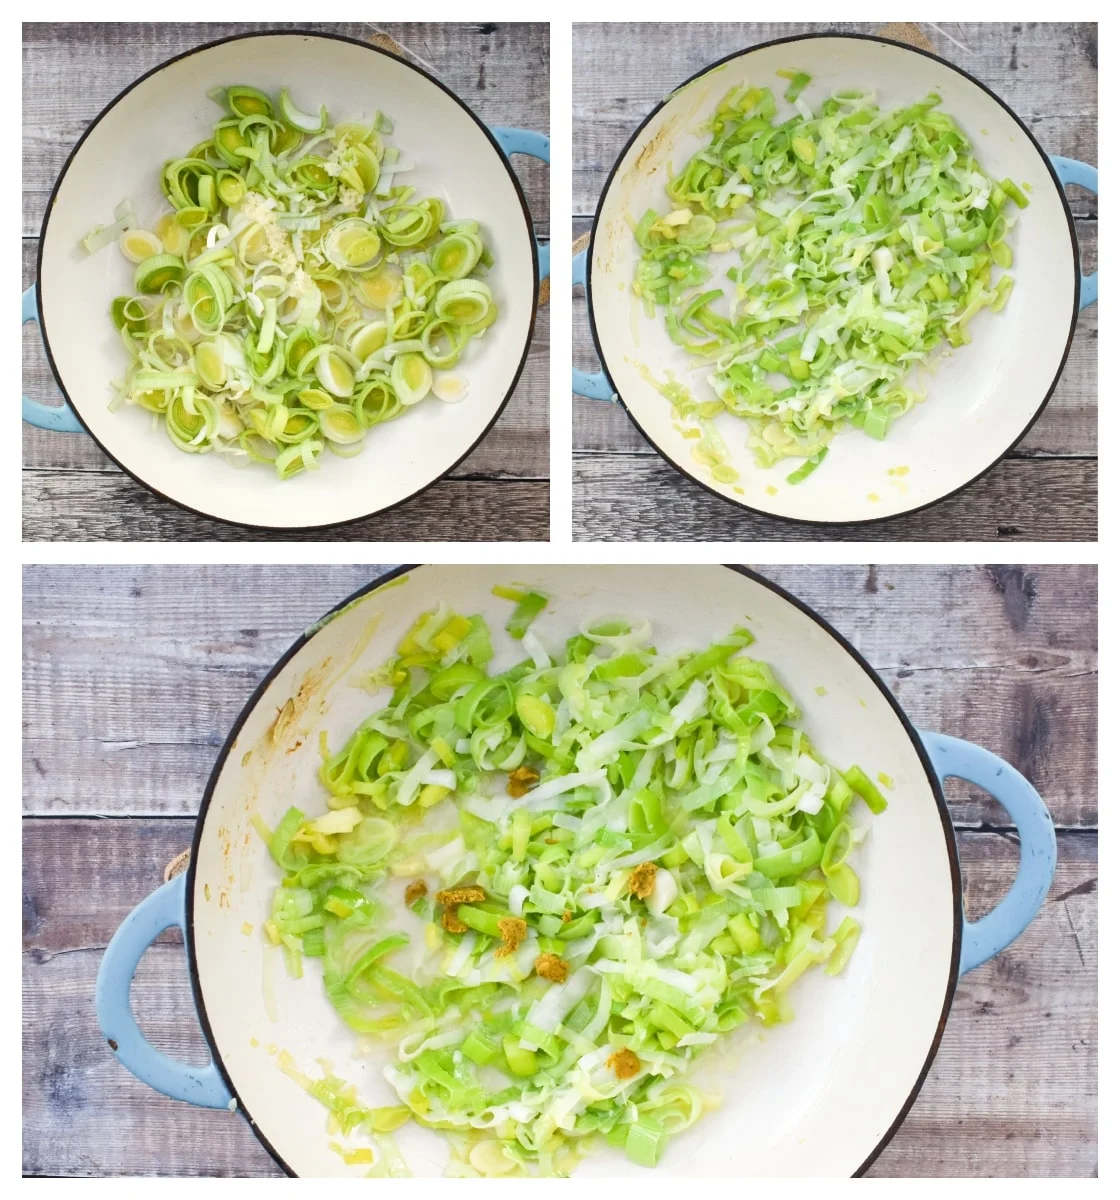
[257,597,883,1175]
[81,84,499,477]
[633,69,1027,478]
[118,229,165,264]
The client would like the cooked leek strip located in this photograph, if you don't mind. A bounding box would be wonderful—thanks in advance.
[259,600,882,1175]
[81,199,136,253]
[634,69,1026,478]
[81,84,499,477]
[279,86,327,134]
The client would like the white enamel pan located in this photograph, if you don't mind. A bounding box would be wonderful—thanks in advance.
[97,566,1057,1176]
[573,33,1098,525]
[25,31,548,531]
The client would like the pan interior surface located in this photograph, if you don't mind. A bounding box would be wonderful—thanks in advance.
[191,566,956,1176]
[39,34,536,528]
[590,36,1075,522]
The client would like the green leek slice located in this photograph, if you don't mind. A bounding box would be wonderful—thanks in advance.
[355,376,401,426]
[134,254,186,294]
[430,232,483,279]
[153,213,191,256]
[226,85,273,118]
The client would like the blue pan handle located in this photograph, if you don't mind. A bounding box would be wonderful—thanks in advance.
[572,247,615,401]
[921,731,1057,974]
[1050,155,1098,310]
[490,126,550,280]
[96,872,233,1109]
[22,284,84,432]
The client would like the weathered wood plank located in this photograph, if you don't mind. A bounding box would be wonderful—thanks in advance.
[22,474,549,543]
[573,454,1097,543]
[572,222,1097,458]
[22,565,1097,827]
[23,22,549,236]
[22,818,1096,1176]
[22,237,550,481]
[573,22,1097,216]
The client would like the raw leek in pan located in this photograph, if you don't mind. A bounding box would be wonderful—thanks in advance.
[632,70,1028,479]
[81,86,497,478]
[256,589,885,1175]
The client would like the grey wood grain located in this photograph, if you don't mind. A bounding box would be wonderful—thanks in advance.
[571,22,1097,542]
[22,22,549,542]
[573,456,1097,543]
[22,473,549,543]
[22,818,1097,1177]
[23,565,1097,828]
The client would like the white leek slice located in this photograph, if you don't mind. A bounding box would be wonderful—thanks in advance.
[118,229,164,264]
[134,254,186,294]
[314,347,356,398]
[432,373,469,403]
[390,353,432,406]
[350,322,389,361]
[194,340,228,389]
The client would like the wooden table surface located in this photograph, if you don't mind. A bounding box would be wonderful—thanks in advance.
[22,22,549,542]
[23,564,1097,1177]
[572,22,1098,542]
